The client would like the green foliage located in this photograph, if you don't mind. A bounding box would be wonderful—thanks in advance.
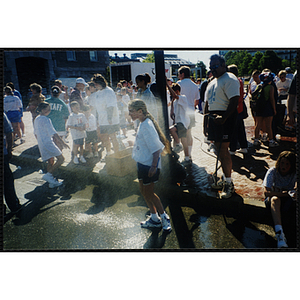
[258,50,282,72]
[248,51,263,73]
[142,52,155,63]
[195,61,207,78]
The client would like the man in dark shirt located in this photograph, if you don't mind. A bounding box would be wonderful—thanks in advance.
[69,77,88,110]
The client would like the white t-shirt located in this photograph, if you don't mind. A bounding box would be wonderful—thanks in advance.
[4,95,23,112]
[173,95,190,130]
[177,78,200,116]
[93,87,119,126]
[86,114,97,132]
[121,94,131,107]
[66,112,87,140]
[276,78,292,96]
[33,115,62,161]
[206,72,240,111]
[132,118,164,168]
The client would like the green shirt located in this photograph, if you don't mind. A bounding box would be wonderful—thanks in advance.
[46,96,69,132]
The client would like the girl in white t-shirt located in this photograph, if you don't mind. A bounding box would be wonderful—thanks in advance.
[34,102,69,188]
[128,99,172,232]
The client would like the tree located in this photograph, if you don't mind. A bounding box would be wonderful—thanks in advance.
[195,61,207,78]
[258,50,282,73]
[143,52,155,63]
[248,51,263,73]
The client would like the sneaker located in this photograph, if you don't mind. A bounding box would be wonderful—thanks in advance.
[73,156,79,164]
[86,153,94,158]
[269,140,279,148]
[261,134,268,142]
[49,179,63,188]
[173,144,183,153]
[80,156,86,163]
[229,150,236,155]
[253,139,260,146]
[42,173,54,183]
[140,217,162,229]
[182,158,192,166]
[161,215,172,232]
[211,179,224,190]
[22,133,26,137]
[94,152,99,157]
[220,181,235,199]
[276,231,288,248]
[237,148,248,154]
[20,138,25,144]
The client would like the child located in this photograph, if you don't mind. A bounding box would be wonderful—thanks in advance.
[82,105,99,158]
[66,101,87,164]
[263,151,297,248]
[166,81,190,161]
[128,99,172,232]
[34,102,68,188]
[4,86,24,143]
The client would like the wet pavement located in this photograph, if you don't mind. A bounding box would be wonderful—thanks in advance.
[2,97,298,250]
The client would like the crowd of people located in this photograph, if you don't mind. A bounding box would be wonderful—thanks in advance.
[3,55,297,246]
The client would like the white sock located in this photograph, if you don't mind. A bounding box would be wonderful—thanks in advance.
[275,225,283,234]
[188,146,192,156]
[151,213,160,222]
[160,212,169,219]
[225,177,232,184]
[185,156,190,161]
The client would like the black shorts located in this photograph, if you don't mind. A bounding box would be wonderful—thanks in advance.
[86,130,98,144]
[207,110,237,143]
[73,138,84,146]
[137,163,160,185]
[175,122,187,138]
[99,124,120,135]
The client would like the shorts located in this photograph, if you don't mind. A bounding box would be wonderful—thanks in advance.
[188,114,195,129]
[207,110,237,143]
[175,122,187,138]
[137,162,160,185]
[86,130,98,144]
[99,124,120,135]
[254,101,274,117]
[6,110,21,123]
[73,138,84,146]
[264,196,294,213]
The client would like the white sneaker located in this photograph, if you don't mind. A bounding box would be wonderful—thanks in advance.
[161,215,172,232]
[220,181,235,199]
[86,153,94,158]
[73,156,79,164]
[42,173,54,183]
[276,231,288,248]
[80,156,86,163]
[237,148,248,154]
[49,179,63,188]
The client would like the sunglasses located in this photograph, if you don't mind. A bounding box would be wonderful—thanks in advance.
[210,64,220,70]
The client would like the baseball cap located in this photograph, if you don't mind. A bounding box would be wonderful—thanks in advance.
[76,77,88,86]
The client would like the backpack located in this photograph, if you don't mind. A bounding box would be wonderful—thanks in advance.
[250,83,269,112]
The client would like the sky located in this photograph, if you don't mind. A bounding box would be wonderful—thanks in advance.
[109,50,219,67]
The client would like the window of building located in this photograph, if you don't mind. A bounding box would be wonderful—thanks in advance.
[66,51,76,61]
[89,51,98,62]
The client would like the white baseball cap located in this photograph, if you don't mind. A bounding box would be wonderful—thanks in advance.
[76,77,88,86]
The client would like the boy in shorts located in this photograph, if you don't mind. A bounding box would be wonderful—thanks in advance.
[66,101,87,164]
[82,105,99,158]
[166,81,190,162]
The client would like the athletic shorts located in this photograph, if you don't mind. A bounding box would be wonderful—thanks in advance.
[175,122,187,138]
[86,130,98,144]
[99,124,120,135]
[254,101,274,117]
[137,162,160,185]
[207,110,237,143]
[73,138,84,146]
[6,110,21,123]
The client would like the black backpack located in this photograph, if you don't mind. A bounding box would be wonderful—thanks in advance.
[250,83,268,112]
